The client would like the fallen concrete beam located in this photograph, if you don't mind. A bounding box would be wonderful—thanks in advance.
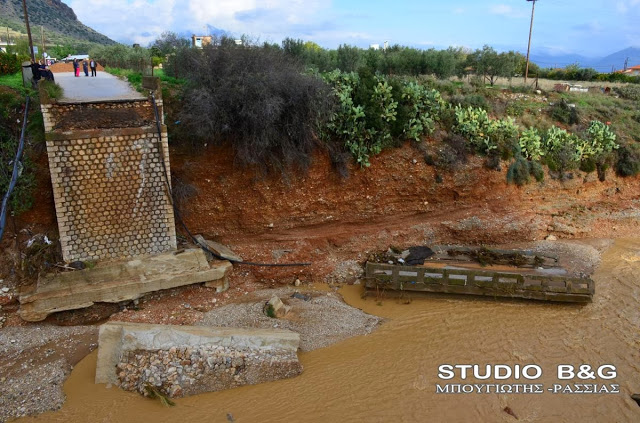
[96,322,302,397]
[18,249,231,322]
[194,234,243,262]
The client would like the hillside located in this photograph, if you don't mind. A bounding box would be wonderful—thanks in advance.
[0,0,115,47]
[595,46,640,70]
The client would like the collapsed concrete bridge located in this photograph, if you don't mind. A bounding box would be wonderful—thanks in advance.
[19,76,231,322]
[40,75,176,262]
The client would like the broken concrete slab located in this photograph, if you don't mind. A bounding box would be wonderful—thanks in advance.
[194,235,243,262]
[96,322,301,397]
[18,249,232,322]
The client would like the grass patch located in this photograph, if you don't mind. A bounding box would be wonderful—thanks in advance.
[0,72,27,94]
[105,67,186,93]
[104,67,144,91]
[39,80,64,100]
[153,68,186,86]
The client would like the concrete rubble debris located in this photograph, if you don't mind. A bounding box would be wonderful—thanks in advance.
[18,249,231,322]
[96,322,302,398]
[265,295,291,318]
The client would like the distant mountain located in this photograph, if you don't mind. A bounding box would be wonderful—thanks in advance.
[527,46,640,72]
[594,47,640,72]
[529,51,597,69]
[0,0,115,46]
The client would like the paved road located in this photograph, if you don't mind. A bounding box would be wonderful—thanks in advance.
[54,72,146,103]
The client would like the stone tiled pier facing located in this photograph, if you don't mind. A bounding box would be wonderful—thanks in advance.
[40,79,176,262]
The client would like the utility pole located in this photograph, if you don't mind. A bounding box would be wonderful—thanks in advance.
[21,0,35,62]
[524,0,537,84]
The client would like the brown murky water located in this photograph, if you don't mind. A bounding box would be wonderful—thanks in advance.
[20,239,640,422]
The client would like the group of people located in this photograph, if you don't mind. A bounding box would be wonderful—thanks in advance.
[72,58,98,77]
[24,60,55,87]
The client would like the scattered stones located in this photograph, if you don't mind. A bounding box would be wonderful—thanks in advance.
[545,235,558,241]
[198,288,382,352]
[264,295,291,318]
[116,344,301,398]
[0,325,98,422]
[1,287,9,293]
[96,323,301,398]
[294,278,301,287]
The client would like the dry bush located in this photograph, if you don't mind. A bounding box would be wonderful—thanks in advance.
[172,43,335,175]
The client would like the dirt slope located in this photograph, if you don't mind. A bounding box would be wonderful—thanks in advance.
[170,142,639,284]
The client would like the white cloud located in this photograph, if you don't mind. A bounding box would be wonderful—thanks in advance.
[64,0,333,45]
[453,7,465,14]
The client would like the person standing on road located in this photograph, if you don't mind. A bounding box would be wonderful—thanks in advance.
[73,59,79,77]
[90,59,97,77]
[82,59,89,77]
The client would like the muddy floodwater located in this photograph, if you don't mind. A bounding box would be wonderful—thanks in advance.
[19,239,640,422]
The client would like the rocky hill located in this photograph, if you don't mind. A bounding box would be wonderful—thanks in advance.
[0,0,114,46]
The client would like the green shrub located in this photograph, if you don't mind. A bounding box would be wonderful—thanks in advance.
[507,156,530,186]
[543,126,582,176]
[505,101,526,117]
[39,80,63,100]
[518,127,544,161]
[579,158,597,173]
[615,144,640,177]
[487,117,519,160]
[507,156,544,185]
[529,160,544,182]
[509,85,534,94]
[352,68,397,148]
[584,120,618,159]
[614,85,640,102]
[438,107,456,131]
[453,105,492,153]
[450,94,490,112]
[0,132,36,215]
[397,80,445,141]
[322,69,394,167]
[549,99,579,125]
[0,52,21,76]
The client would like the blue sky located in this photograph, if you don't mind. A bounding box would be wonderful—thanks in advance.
[61,0,640,58]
